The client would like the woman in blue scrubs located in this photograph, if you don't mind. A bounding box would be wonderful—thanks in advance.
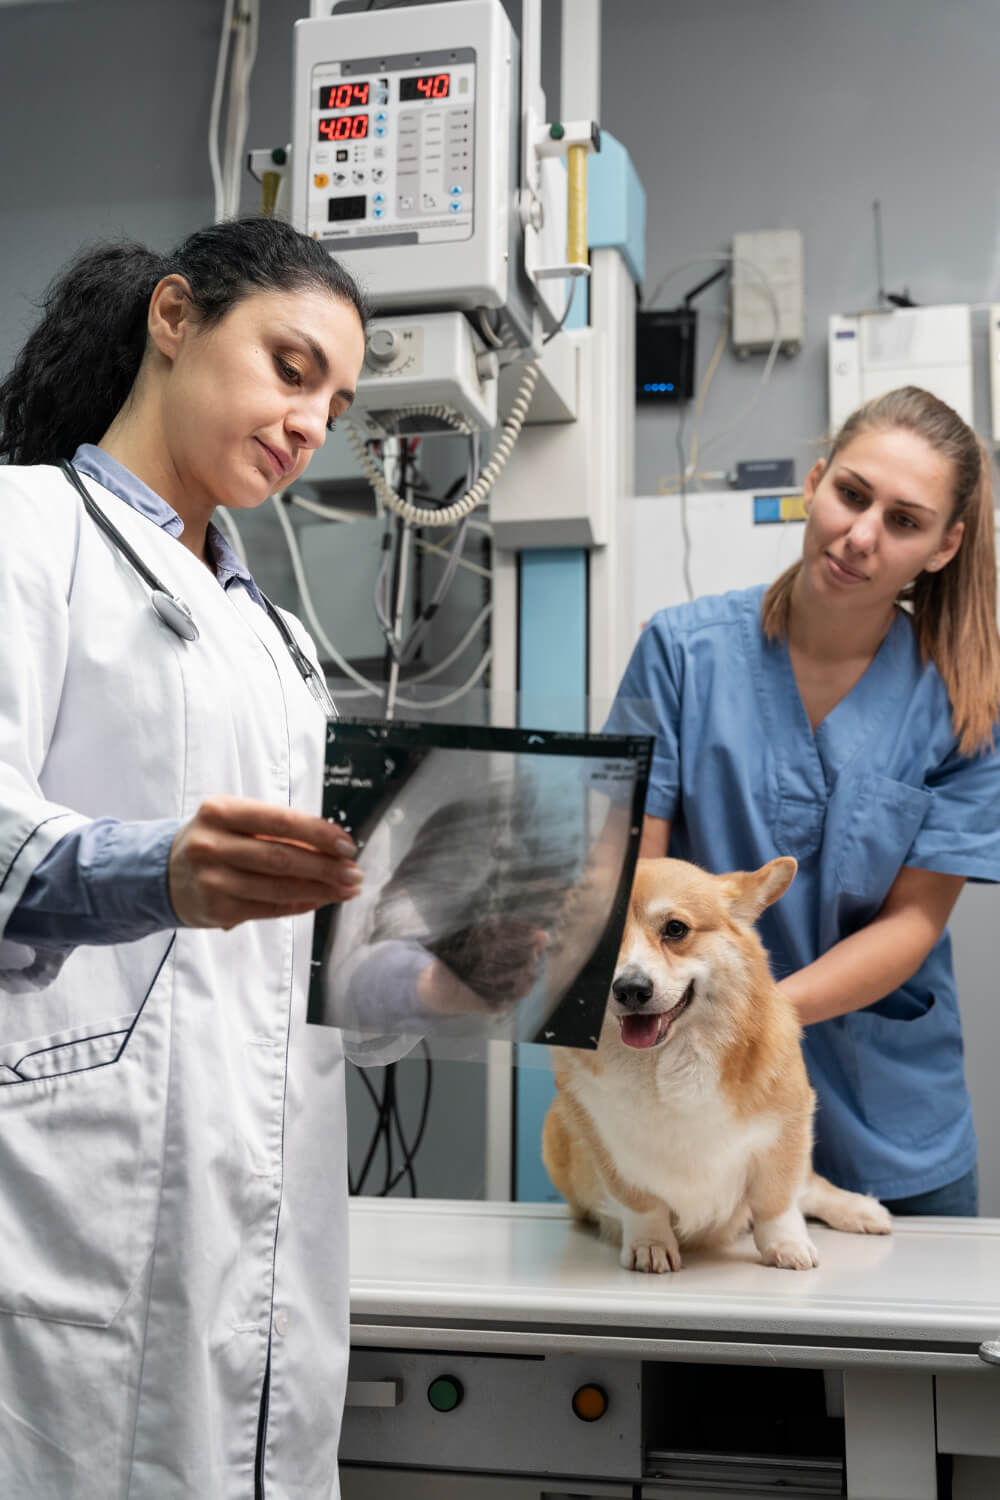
[611,387,1000,1214]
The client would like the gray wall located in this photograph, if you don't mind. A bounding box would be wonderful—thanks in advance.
[604,0,1000,492]
[2,0,999,1209]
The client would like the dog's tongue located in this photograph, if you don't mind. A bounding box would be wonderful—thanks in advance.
[620,1014,662,1049]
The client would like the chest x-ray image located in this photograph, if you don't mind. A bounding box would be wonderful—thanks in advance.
[308,719,652,1056]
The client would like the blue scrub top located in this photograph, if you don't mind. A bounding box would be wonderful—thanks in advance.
[609,585,1000,1200]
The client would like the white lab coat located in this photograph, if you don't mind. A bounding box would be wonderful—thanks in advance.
[0,464,365,1497]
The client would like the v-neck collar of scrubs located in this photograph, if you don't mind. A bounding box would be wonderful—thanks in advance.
[749,595,912,785]
[741,592,913,856]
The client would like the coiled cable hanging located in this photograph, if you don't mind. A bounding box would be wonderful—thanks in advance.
[345,359,541,528]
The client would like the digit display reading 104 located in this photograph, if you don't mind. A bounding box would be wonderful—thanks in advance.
[399,72,451,101]
[318,82,370,110]
[317,114,369,142]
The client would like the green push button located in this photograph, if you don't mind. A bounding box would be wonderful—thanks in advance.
[427,1375,464,1412]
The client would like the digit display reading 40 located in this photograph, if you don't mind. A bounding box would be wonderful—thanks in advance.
[317,114,369,142]
[399,72,451,101]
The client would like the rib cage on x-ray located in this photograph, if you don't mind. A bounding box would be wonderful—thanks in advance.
[372,780,585,1008]
[307,721,652,1052]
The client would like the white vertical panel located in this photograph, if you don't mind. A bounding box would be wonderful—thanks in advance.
[843,1369,937,1500]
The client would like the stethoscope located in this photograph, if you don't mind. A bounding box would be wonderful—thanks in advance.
[59,460,338,719]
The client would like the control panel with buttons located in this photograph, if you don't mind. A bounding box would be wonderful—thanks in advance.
[292,3,521,320]
[341,1349,639,1479]
[304,47,475,248]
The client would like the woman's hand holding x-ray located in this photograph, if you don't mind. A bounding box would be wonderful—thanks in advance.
[168,797,363,930]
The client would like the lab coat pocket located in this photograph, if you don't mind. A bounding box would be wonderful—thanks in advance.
[849,989,965,1145]
[835,773,933,901]
[0,941,173,1327]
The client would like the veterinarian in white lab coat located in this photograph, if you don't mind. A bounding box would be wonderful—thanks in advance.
[611,388,1000,1217]
[0,219,408,1498]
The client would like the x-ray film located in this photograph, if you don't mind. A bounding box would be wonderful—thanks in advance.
[307,719,653,1055]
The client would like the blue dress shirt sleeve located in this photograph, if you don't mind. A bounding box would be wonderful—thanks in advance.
[5,818,182,953]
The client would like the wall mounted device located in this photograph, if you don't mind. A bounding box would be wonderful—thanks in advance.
[287,0,582,438]
[635,307,696,403]
[353,312,498,436]
[731,228,804,358]
[828,304,972,434]
[294,0,551,343]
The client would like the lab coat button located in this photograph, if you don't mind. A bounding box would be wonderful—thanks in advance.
[273,1307,289,1337]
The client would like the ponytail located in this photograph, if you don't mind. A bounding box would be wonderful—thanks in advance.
[0,216,369,468]
[0,243,165,465]
[909,438,1000,755]
[762,387,1000,756]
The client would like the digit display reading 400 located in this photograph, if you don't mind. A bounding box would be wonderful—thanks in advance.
[399,72,451,101]
[317,114,369,142]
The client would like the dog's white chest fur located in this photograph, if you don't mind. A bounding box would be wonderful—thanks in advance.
[571,1049,782,1242]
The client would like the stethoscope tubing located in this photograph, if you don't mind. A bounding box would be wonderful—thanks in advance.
[59,460,338,718]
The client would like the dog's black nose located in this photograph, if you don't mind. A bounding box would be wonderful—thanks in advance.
[612,968,654,1010]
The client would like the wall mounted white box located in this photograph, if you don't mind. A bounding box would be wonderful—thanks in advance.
[731,229,804,356]
[828,304,972,435]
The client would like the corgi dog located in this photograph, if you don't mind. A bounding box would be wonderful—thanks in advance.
[543,856,891,1271]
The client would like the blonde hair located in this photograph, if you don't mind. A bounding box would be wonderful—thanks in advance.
[762,386,1000,755]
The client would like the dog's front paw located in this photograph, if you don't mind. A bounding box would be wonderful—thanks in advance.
[621,1237,682,1273]
[760,1236,819,1271]
[835,1195,892,1236]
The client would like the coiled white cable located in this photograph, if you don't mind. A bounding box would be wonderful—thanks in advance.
[345,360,541,528]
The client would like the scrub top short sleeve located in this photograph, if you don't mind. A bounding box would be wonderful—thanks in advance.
[609,611,684,822]
[905,733,1000,883]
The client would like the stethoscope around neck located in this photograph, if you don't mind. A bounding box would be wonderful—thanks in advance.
[59,459,338,719]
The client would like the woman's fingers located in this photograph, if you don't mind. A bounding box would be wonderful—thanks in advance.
[195,796,356,857]
[168,798,363,929]
[182,823,359,889]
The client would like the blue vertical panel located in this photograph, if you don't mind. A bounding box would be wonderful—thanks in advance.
[515,549,587,1202]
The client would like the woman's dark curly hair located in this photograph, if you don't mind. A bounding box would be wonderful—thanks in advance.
[0,216,370,466]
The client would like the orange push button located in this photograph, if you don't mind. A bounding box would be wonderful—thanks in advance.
[314,173,330,188]
[572,1383,608,1422]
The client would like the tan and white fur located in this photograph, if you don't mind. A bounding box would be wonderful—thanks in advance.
[543,857,891,1271]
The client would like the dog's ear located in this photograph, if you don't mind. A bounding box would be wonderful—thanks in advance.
[719,857,797,925]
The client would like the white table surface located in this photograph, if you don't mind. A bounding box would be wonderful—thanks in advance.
[349,1200,1000,1361]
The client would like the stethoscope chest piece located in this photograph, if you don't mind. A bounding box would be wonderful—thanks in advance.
[152,590,199,642]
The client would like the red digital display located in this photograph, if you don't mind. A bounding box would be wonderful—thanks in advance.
[399,72,451,102]
[318,82,370,110]
[317,113,370,142]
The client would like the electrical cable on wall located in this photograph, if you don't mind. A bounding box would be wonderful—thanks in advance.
[348,1043,433,1198]
[270,490,493,712]
[657,313,730,495]
[290,494,492,581]
[644,251,784,486]
[542,274,581,345]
